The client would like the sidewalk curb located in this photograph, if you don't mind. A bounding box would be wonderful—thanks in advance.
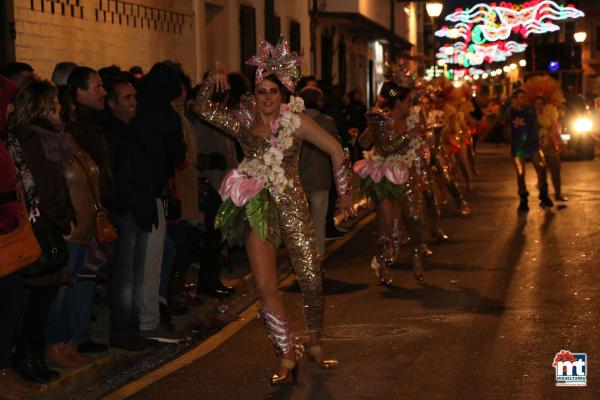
[32,208,374,400]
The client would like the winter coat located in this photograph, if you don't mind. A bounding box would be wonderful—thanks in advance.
[102,113,158,231]
[0,141,21,234]
[68,104,114,208]
[134,63,187,198]
[62,134,99,245]
[9,117,75,234]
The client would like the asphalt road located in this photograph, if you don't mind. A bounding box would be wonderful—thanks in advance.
[127,145,600,400]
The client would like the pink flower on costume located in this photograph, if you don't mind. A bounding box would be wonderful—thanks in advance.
[353,159,371,179]
[353,159,385,183]
[269,117,282,134]
[220,170,264,207]
[383,163,409,185]
[369,162,384,183]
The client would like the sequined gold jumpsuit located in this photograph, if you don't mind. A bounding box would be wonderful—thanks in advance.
[360,110,426,270]
[194,81,323,333]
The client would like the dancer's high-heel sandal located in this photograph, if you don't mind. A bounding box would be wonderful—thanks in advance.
[371,256,392,286]
[412,249,425,282]
[373,236,393,285]
[431,228,449,242]
[271,358,299,385]
[458,202,472,216]
[307,345,338,369]
[259,309,304,386]
[421,244,434,257]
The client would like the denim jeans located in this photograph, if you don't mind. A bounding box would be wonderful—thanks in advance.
[109,212,148,340]
[45,242,95,346]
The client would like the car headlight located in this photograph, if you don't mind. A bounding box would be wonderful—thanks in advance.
[573,117,593,134]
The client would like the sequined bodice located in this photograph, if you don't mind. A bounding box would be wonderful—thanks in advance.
[365,109,414,157]
[238,131,303,185]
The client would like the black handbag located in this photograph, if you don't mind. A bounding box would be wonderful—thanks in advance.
[21,222,68,277]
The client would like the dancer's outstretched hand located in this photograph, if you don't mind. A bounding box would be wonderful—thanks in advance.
[210,62,230,93]
[338,193,356,218]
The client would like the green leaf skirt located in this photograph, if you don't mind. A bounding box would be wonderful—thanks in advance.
[359,176,407,203]
[214,188,281,247]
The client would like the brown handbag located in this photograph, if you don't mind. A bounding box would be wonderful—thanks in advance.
[95,208,118,244]
[0,192,42,277]
[73,152,118,244]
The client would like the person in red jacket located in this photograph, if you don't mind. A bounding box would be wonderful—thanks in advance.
[0,88,41,396]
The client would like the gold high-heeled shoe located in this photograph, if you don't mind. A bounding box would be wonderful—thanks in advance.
[307,345,338,369]
[271,358,299,385]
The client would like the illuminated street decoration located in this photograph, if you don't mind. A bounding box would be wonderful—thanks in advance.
[436,1,585,43]
[437,41,527,66]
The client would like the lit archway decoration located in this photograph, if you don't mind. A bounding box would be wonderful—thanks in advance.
[437,41,528,66]
[436,1,584,43]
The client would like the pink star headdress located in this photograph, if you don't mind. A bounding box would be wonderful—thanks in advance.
[246,36,302,93]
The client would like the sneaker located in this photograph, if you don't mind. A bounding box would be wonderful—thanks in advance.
[140,326,181,344]
[539,193,554,208]
[111,335,158,351]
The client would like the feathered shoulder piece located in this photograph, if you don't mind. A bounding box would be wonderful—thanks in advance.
[522,75,564,106]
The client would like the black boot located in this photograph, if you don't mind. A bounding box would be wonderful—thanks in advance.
[13,339,58,384]
[31,342,60,382]
[539,191,554,208]
[518,192,529,212]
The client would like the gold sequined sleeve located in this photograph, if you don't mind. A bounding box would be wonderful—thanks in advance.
[192,79,243,138]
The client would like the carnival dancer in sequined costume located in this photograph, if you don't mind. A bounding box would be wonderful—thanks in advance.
[506,89,554,211]
[193,37,353,385]
[417,95,450,243]
[523,75,567,202]
[355,71,428,284]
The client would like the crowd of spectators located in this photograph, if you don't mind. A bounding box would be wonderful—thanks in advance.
[0,60,369,397]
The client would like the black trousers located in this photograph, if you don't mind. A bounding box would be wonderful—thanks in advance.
[0,272,26,368]
[19,286,59,347]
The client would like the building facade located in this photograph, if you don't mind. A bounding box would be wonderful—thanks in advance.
[3,0,419,102]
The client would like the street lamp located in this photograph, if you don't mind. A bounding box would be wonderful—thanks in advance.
[574,31,587,43]
[426,2,444,18]
[426,2,444,77]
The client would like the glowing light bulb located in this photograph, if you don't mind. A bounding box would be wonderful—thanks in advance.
[519,59,527,67]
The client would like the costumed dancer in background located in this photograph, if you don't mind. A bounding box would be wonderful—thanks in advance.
[427,81,472,216]
[505,88,554,211]
[447,88,474,191]
[417,93,450,243]
[524,76,568,201]
[355,66,428,285]
[193,37,354,385]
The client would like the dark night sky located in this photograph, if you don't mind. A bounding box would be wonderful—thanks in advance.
[445,0,494,13]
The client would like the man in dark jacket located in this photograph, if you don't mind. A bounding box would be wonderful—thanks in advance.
[65,66,111,354]
[133,62,186,342]
[102,78,159,350]
[67,66,113,210]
